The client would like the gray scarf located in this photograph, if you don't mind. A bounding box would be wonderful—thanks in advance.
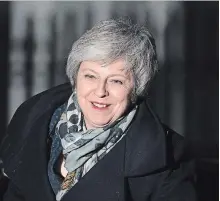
[56,92,137,200]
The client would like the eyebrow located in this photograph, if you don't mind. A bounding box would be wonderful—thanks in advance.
[107,74,128,79]
[82,69,98,74]
[82,68,129,79]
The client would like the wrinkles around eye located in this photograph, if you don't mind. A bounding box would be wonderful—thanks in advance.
[84,74,96,79]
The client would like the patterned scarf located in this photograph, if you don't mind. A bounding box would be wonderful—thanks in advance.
[56,92,137,200]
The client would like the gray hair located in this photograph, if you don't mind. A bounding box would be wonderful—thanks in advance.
[66,17,158,103]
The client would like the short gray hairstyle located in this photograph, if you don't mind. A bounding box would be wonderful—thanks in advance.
[66,17,158,103]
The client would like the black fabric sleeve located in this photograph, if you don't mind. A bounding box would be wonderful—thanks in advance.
[1,180,25,201]
[0,175,9,201]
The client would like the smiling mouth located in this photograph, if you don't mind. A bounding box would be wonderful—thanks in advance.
[91,102,110,109]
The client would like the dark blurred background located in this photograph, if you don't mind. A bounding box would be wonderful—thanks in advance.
[0,1,218,201]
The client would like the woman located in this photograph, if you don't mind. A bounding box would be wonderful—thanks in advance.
[0,18,196,201]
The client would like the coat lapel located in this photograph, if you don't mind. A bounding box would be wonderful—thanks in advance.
[124,101,167,177]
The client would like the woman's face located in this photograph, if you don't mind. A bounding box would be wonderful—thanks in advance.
[76,60,134,129]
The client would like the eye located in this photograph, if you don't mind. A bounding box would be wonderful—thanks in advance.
[84,74,96,79]
[111,80,123,85]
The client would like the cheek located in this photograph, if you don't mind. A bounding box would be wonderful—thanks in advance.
[110,88,131,103]
[76,79,93,96]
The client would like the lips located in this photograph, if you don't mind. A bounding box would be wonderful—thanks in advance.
[91,101,110,109]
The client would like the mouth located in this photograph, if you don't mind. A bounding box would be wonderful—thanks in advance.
[91,102,110,110]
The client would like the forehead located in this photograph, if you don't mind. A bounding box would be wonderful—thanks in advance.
[79,60,130,75]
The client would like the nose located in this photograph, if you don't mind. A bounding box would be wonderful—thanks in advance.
[94,80,108,98]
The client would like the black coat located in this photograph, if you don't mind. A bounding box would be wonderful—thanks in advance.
[0,83,197,201]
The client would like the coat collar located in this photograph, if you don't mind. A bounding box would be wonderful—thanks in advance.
[124,100,167,177]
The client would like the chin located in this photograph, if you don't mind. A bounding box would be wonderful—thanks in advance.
[86,118,113,129]
[91,121,110,128]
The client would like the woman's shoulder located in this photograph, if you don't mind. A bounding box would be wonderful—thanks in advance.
[0,83,72,171]
[7,83,71,123]
[15,83,71,113]
[124,101,190,177]
[2,82,71,141]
